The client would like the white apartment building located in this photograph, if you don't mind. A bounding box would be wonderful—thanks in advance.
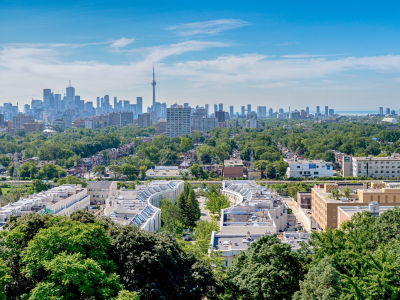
[166,106,191,137]
[0,184,89,227]
[104,180,184,232]
[210,180,300,267]
[285,158,333,178]
[349,156,400,178]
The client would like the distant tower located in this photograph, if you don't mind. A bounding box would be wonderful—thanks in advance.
[151,64,156,107]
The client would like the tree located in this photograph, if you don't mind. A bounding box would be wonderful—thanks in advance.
[109,164,122,179]
[343,186,350,198]
[37,164,66,180]
[18,162,37,179]
[204,190,230,218]
[139,166,147,180]
[322,151,336,163]
[193,220,219,253]
[180,137,194,152]
[199,152,211,164]
[57,175,88,187]
[222,235,309,300]
[93,165,106,179]
[0,259,10,300]
[159,199,185,235]
[189,163,204,179]
[31,179,50,193]
[293,257,343,300]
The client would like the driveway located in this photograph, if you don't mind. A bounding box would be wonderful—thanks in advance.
[197,195,212,221]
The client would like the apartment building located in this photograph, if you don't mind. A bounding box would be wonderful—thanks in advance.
[104,180,184,232]
[285,158,333,179]
[223,159,244,178]
[87,181,117,205]
[166,106,191,137]
[311,182,400,230]
[345,156,400,178]
[0,185,89,227]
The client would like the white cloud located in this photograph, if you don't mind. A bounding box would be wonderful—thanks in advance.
[110,37,135,49]
[1,40,400,107]
[281,54,339,58]
[166,19,250,36]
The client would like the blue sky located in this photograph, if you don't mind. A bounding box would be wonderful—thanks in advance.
[1,0,400,111]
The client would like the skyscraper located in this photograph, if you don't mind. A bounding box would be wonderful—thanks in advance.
[219,103,223,111]
[66,81,75,106]
[184,103,189,108]
[379,107,383,115]
[316,106,320,114]
[151,65,156,107]
[268,108,273,116]
[325,106,329,116]
[306,106,309,115]
[241,106,245,115]
[43,89,52,107]
[97,97,100,108]
[230,106,234,117]
[214,104,218,113]
[136,97,143,115]
[114,97,117,110]
[386,108,390,115]
[205,104,209,116]
[247,104,251,113]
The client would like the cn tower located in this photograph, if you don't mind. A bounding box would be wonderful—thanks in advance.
[151,64,156,107]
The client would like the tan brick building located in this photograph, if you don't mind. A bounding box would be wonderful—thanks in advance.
[87,181,117,205]
[312,182,400,230]
[223,159,244,178]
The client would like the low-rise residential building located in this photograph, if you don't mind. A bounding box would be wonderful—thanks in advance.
[297,192,311,209]
[223,159,244,178]
[0,184,89,227]
[87,181,117,205]
[145,166,183,179]
[345,156,400,179]
[104,180,184,232]
[337,201,389,227]
[285,158,333,179]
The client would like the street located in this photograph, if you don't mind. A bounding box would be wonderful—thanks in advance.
[197,195,212,221]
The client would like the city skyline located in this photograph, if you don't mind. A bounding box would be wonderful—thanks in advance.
[2,1,400,109]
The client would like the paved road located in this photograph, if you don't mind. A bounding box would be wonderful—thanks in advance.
[283,198,311,233]
[197,195,212,221]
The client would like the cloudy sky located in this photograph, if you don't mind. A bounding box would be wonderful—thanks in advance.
[1,0,400,112]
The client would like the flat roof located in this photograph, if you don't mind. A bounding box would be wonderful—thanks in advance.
[224,159,243,166]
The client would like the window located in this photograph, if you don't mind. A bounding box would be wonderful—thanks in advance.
[314,172,319,174]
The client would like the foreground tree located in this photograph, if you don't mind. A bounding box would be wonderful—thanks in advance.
[222,235,309,300]
[293,257,343,300]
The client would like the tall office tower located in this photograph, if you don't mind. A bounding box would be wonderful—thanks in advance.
[97,97,100,108]
[104,95,110,111]
[306,106,309,115]
[391,110,396,115]
[230,106,234,117]
[279,108,284,114]
[53,94,61,111]
[114,97,118,110]
[379,107,383,114]
[386,108,390,115]
[123,100,130,111]
[75,95,81,107]
[257,106,266,117]
[101,97,104,107]
[247,104,251,113]
[151,65,156,107]
[161,102,167,119]
[184,103,189,108]
[316,106,320,114]
[23,104,30,114]
[66,81,75,106]
[214,104,218,113]
[219,103,223,111]
[205,104,209,116]
[269,108,273,116]
[136,97,143,115]
[166,105,191,137]
[329,109,334,116]
[43,89,52,107]
[325,106,329,116]
[241,106,245,115]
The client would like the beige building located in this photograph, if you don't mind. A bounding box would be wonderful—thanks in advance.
[347,156,400,178]
[87,181,117,205]
[312,182,400,230]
